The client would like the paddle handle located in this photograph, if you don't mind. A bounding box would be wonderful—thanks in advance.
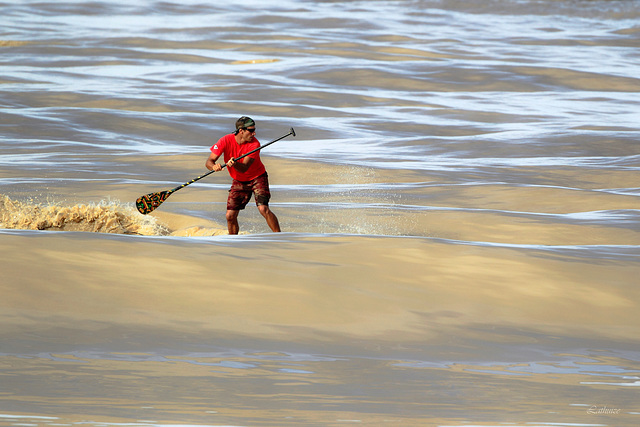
[236,127,296,161]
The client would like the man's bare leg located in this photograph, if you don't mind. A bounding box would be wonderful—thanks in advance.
[226,209,240,235]
[258,205,281,232]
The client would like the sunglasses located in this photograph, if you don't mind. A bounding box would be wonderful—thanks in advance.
[243,127,256,133]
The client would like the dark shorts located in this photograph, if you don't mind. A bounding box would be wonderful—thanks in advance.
[227,172,271,211]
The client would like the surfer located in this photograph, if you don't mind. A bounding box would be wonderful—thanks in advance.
[205,116,281,235]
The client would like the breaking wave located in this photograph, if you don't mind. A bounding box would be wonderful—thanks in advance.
[0,194,233,237]
[0,194,168,235]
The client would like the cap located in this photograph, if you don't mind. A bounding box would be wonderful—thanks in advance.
[235,116,256,130]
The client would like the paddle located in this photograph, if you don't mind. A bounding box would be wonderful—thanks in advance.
[135,127,296,215]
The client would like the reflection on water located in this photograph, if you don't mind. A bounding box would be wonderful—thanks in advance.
[0,348,638,426]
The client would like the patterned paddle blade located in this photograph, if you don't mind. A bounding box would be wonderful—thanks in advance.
[136,190,171,215]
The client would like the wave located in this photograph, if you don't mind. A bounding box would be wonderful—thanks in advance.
[0,194,232,237]
[0,194,168,235]
[0,194,235,237]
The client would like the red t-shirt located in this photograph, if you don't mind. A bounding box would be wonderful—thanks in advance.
[210,133,266,182]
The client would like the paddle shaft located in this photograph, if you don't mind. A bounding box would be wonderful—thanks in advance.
[167,127,296,194]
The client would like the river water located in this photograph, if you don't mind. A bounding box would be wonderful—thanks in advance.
[1,0,639,426]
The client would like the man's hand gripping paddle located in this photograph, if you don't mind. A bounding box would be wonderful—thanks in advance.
[135,128,296,215]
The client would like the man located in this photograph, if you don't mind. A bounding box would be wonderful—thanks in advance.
[205,116,281,235]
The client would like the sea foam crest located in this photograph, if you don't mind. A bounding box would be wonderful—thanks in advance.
[0,194,169,236]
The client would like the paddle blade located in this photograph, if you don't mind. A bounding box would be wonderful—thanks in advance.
[136,190,171,215]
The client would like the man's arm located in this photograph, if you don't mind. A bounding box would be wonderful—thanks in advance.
[228,156,254,173]
[205,152,222,171]
[206,151,254,172]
